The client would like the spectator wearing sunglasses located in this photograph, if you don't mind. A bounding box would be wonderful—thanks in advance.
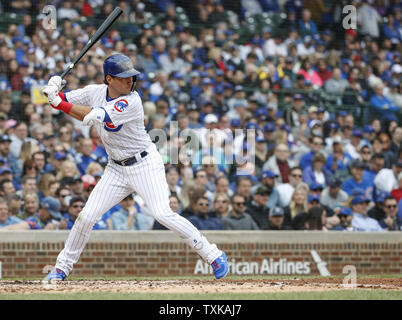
[55,186,71,216]
[60,196,108,230]
[61,196,86,230]
[299,135,325,171]
[380,196,400,231]
[222,194,259,230]
[331,207,354,231]
[277,166,303,207]
[188,196,223,230]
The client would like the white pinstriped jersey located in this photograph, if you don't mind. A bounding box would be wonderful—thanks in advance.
[54,85,223,277]
[65,84,152,161]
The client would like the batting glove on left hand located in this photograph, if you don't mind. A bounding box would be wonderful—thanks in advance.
[82,108,106,126]
[41,85,62,107]
[48,76,67,91]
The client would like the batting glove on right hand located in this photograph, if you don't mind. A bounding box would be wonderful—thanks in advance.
[48,76,67,91]
[42,85,62,108]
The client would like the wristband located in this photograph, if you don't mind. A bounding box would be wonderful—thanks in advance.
[51,101,73,114]
[58,92,66,101]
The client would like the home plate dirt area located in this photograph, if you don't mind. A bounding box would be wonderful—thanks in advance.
[0,278,401,294]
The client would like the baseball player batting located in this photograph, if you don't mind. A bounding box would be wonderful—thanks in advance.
[42,54,228,280]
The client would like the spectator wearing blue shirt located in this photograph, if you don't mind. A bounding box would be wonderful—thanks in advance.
[363,153,385,184]
[362,125,376,145]
[99,210,114,230]
[0,167,21,192]
[111,194,147,230]
[382,14,402,43]
[188,71,202,101]
[92,144,108,167]
[285,0,304,19]
[187,103,203,130]
[350,195,384,232]
[2,197,62,230]
[0,134,23,184]
[262,122,276,152]
[324,141,353,175]
[200,156,219,194]
[188,196,223,230]
[17,14,33,38]
[136,43,160,75]
[0,198,21,228]
[75,138,95,176]
[300,135,325,170]
[155,0,175,13]
[0,76,10,91]
[24,62,47,90]
[194,35,216,63]
[397,198,402,226]
[342,160,374,199]
[47,151,67,177]
[62,196,86,230]
[12,37,25,65]
[298,8,318,37]
[258,0,280,12]
[152,36,168,64]
[302,153,331,186]
[61,196,108,230]
[331,207,354,231]
[369,82,399,117]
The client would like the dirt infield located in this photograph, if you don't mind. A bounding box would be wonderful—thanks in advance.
[0,278,401,294]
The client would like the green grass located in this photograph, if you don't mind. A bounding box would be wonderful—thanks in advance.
[0,290,401,300]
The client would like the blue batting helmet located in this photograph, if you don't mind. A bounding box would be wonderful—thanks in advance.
[103,54,140,90]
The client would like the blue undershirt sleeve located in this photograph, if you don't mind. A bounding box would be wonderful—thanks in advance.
[100,107,112,122]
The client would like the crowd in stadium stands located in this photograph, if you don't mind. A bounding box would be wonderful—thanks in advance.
[0,0,401,232]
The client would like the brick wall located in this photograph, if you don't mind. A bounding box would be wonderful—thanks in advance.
[0,231,401,278]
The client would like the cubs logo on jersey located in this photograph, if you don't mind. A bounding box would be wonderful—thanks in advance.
[114,99,128,112]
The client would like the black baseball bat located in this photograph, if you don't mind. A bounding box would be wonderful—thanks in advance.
[60,7,123,79]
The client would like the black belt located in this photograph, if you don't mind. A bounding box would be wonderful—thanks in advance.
[113,151,148,166]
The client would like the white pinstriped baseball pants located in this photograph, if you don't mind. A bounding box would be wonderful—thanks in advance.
[55,143,222,276]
